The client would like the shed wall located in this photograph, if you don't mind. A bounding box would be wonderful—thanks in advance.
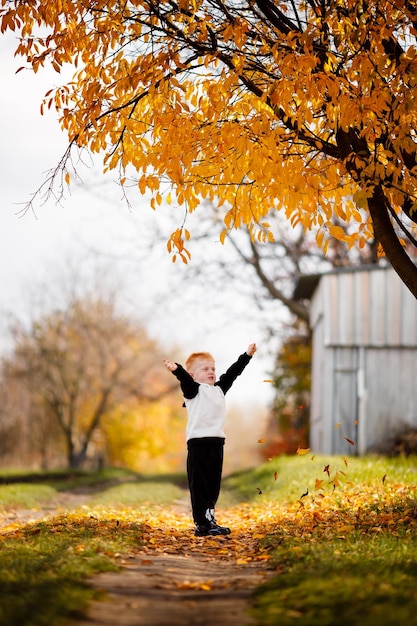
[309,267,417,454]
[320,268,417,348]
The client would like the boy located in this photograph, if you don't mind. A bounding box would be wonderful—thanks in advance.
[163,343,257,537]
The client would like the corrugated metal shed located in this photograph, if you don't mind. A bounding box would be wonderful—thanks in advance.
[297,265,417,455]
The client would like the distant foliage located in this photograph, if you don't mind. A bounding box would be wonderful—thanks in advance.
[0,296,183,471]
[262,325,311,457]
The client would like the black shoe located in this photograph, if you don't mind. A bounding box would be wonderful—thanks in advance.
[211,523,231,535]
[208,511,231,535]
[195,524,217,536]
[194,523,231,537]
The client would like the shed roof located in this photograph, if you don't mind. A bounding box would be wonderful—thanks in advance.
[293,264,392,300]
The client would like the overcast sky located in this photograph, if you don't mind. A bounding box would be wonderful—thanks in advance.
[0,31,277,413]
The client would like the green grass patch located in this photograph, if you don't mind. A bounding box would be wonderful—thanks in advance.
[252,530,417,626]
[0,512,143,626]
[0,469,187,626]
[224,455,417,626]
[89,479,186,507]
[0,483,57,510]
[0,467,185,510]
[0,467,138,509]
[223,454,417,502]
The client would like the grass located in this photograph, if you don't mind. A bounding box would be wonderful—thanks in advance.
[0,483,57,509]
[0,456,416,626]
[0,467,186,510]
[0,468,185,626]
[0,514,143,626]
[222,454,417,502]
[222,454,417,626]
[251,531,417,626]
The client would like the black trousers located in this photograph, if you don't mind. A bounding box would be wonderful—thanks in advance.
[186,437,225,526]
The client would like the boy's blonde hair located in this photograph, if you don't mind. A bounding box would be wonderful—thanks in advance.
[185,352,215,372]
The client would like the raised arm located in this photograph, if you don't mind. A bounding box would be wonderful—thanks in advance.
[163,360,199,399]
[217,344,256,394]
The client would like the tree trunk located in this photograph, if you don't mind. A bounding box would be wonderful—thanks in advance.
[69,448,87,469]
[368,187,417,299]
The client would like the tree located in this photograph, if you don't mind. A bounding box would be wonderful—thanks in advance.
[260,320,311,458]
[2,0,417,295]
[4,294,179,469]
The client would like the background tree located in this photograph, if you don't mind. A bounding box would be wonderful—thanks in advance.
[2,0,417,294]
[260,321,312,459]
[2,293,181,469]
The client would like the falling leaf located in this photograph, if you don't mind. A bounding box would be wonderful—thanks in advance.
[342,456,349,468]
[296,446,311,455]
[344,437,355,446]
[274,472,278,481]
[323,464,330,477]
[301,488,309,498]
[257,438,265,444]
[257,487,263,495]
[382,474,387,484]
[314,479,324,490]
[263,379,274,383]
[334,422,342,429]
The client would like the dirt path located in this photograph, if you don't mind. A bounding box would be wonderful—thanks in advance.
[74,551,269,626]
[1,490,273,625]
[72,495,271,626]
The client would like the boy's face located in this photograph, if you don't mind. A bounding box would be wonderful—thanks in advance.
[189,359,216,385]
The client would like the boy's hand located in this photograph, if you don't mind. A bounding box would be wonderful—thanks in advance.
[163,359,178,372]
[246,343,257,356]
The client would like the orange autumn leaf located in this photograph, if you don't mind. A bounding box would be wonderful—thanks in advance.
[332,471,341,487]
[344,437,355,446]
[314,479,324,490]
[334,422,342,429]
[175,580,212,591]
[274,472,278,481]
[257,439,265,444]
[296,447,311,455]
